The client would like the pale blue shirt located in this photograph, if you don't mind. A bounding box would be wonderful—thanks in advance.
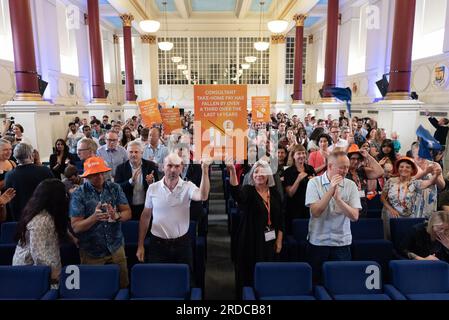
[305,172,362,247]
[143,143,168,173]
[96,145,128,178]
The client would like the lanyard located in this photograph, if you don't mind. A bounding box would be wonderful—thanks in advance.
[258,189,271,226]
[351,171,362,191]
[397,182,410,210]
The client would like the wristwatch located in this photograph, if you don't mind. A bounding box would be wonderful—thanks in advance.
[114,211,122,222]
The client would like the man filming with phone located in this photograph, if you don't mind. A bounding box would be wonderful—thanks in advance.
[69,157,131,288]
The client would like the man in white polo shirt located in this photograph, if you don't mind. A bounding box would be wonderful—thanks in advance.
[136,153,210,270]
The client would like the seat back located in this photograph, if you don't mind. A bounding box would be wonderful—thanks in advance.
[323,261,384,295]
[254,262,312,298]
[0,222,18,244]
[389,260,449,294]
[0,266,50,299]
[131,264,190,299]
[292,219,309,242]
[390,218,425,249]
[351,219,384,240]
[59,265,120,299]
[121,221,139,244]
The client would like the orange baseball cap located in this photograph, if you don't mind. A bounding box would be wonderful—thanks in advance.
[347,144,362,157]
[80,156,111,178]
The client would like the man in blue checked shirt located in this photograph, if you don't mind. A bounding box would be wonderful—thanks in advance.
[70,157,132,288]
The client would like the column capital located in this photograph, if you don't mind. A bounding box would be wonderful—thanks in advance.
[113,34,119,44]
[271,34,286,44]
[141,35,157,44]
[120,14,134,27]
[293,14,307,27]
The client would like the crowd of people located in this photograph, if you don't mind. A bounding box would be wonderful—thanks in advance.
[0,109,448,295]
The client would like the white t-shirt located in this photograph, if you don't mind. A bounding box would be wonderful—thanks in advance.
[144,178,199,239]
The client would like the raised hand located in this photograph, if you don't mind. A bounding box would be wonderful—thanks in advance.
[145,170,155,184]
[0,188,15,206]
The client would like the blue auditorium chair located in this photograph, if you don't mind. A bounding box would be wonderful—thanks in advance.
[390,218,425,257]
[43,265,127,300]
[188,220,206,292]
[350,219,394,277]
[0,222,17,244]
[0,222,17,265]
[0,266,52,300]
[286,219,309,261]
[128,264,202,300]
[242,262,329,300]
[389,260,449,300]
[121,220,142,273]
[366,194,383,218]
[316,261,406,300]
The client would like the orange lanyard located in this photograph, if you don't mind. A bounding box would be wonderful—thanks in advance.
[258,189,271,226]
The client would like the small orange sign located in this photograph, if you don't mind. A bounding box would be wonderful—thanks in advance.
[251,96,270,123]
[160,108,182,134]
[138,99,162,127]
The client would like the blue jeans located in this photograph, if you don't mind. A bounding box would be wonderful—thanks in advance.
[307,243,352,284]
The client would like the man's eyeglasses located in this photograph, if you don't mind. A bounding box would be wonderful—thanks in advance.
[77,148,90,152]
[106,139,118,142]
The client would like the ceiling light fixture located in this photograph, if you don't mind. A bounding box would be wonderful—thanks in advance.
[267,0,288,33]
[157,1,173,51]
[139,0,160,32]
[254,1,269,51]
[245,56,257,63]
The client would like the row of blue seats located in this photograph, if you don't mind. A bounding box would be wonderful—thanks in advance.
[243,260,449,300]
[0,264,200,300]
[0,220,206,293]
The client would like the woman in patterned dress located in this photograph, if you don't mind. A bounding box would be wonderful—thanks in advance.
[13,179,70,283]
[381,157,440,239]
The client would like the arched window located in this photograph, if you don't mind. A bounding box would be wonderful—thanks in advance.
[56,0,79,76]
[348,3,368,75]
[412,0,447,60]
[0,0,14,61]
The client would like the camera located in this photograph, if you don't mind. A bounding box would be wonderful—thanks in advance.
[9,117,14,125]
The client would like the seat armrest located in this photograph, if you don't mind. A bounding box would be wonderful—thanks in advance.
[384,284,407,300]
[115,289,129,300]
[242,287,256,300]
[315,286,332,300]
[41,289,58,300]
[190,288,202,300]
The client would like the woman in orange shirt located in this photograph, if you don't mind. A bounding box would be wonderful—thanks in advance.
[308,133,332,176]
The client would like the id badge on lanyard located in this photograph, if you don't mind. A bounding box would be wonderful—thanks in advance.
[264,227,276,242]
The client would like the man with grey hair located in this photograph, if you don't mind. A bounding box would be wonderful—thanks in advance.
[4,143,53,220]
[96,131,128,179]
[115,141,159,220]
[136,153,210,270]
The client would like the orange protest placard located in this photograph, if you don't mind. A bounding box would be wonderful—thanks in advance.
[138,99,162,127]
[193,84,247,162]
[160,108,182,134]
[251,96,270,123]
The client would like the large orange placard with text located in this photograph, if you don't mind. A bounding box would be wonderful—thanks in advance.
[194,85,247,162]
[160,108,182,134]
[138,99,162,127]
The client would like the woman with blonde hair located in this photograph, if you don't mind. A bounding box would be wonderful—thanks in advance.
[0,138,16,189]
[399,211,449,262]
[227,160,284,293]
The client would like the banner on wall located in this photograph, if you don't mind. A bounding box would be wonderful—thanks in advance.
[251,96,270,123]
[138,99,162,127]
[160,108,182,134]
[193,84,247,162]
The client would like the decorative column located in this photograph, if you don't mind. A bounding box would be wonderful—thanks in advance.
[140,35,158,100]
[120,14,136,104]
[268,35,287,114]
[292,14,306,103]
[321,0,339,101]
[8,0,41,101]
[385,0,416,100]
[87,0,107,103]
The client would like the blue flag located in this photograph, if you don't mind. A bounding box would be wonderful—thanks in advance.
[326,87,352,117]
[416,125,442,160]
